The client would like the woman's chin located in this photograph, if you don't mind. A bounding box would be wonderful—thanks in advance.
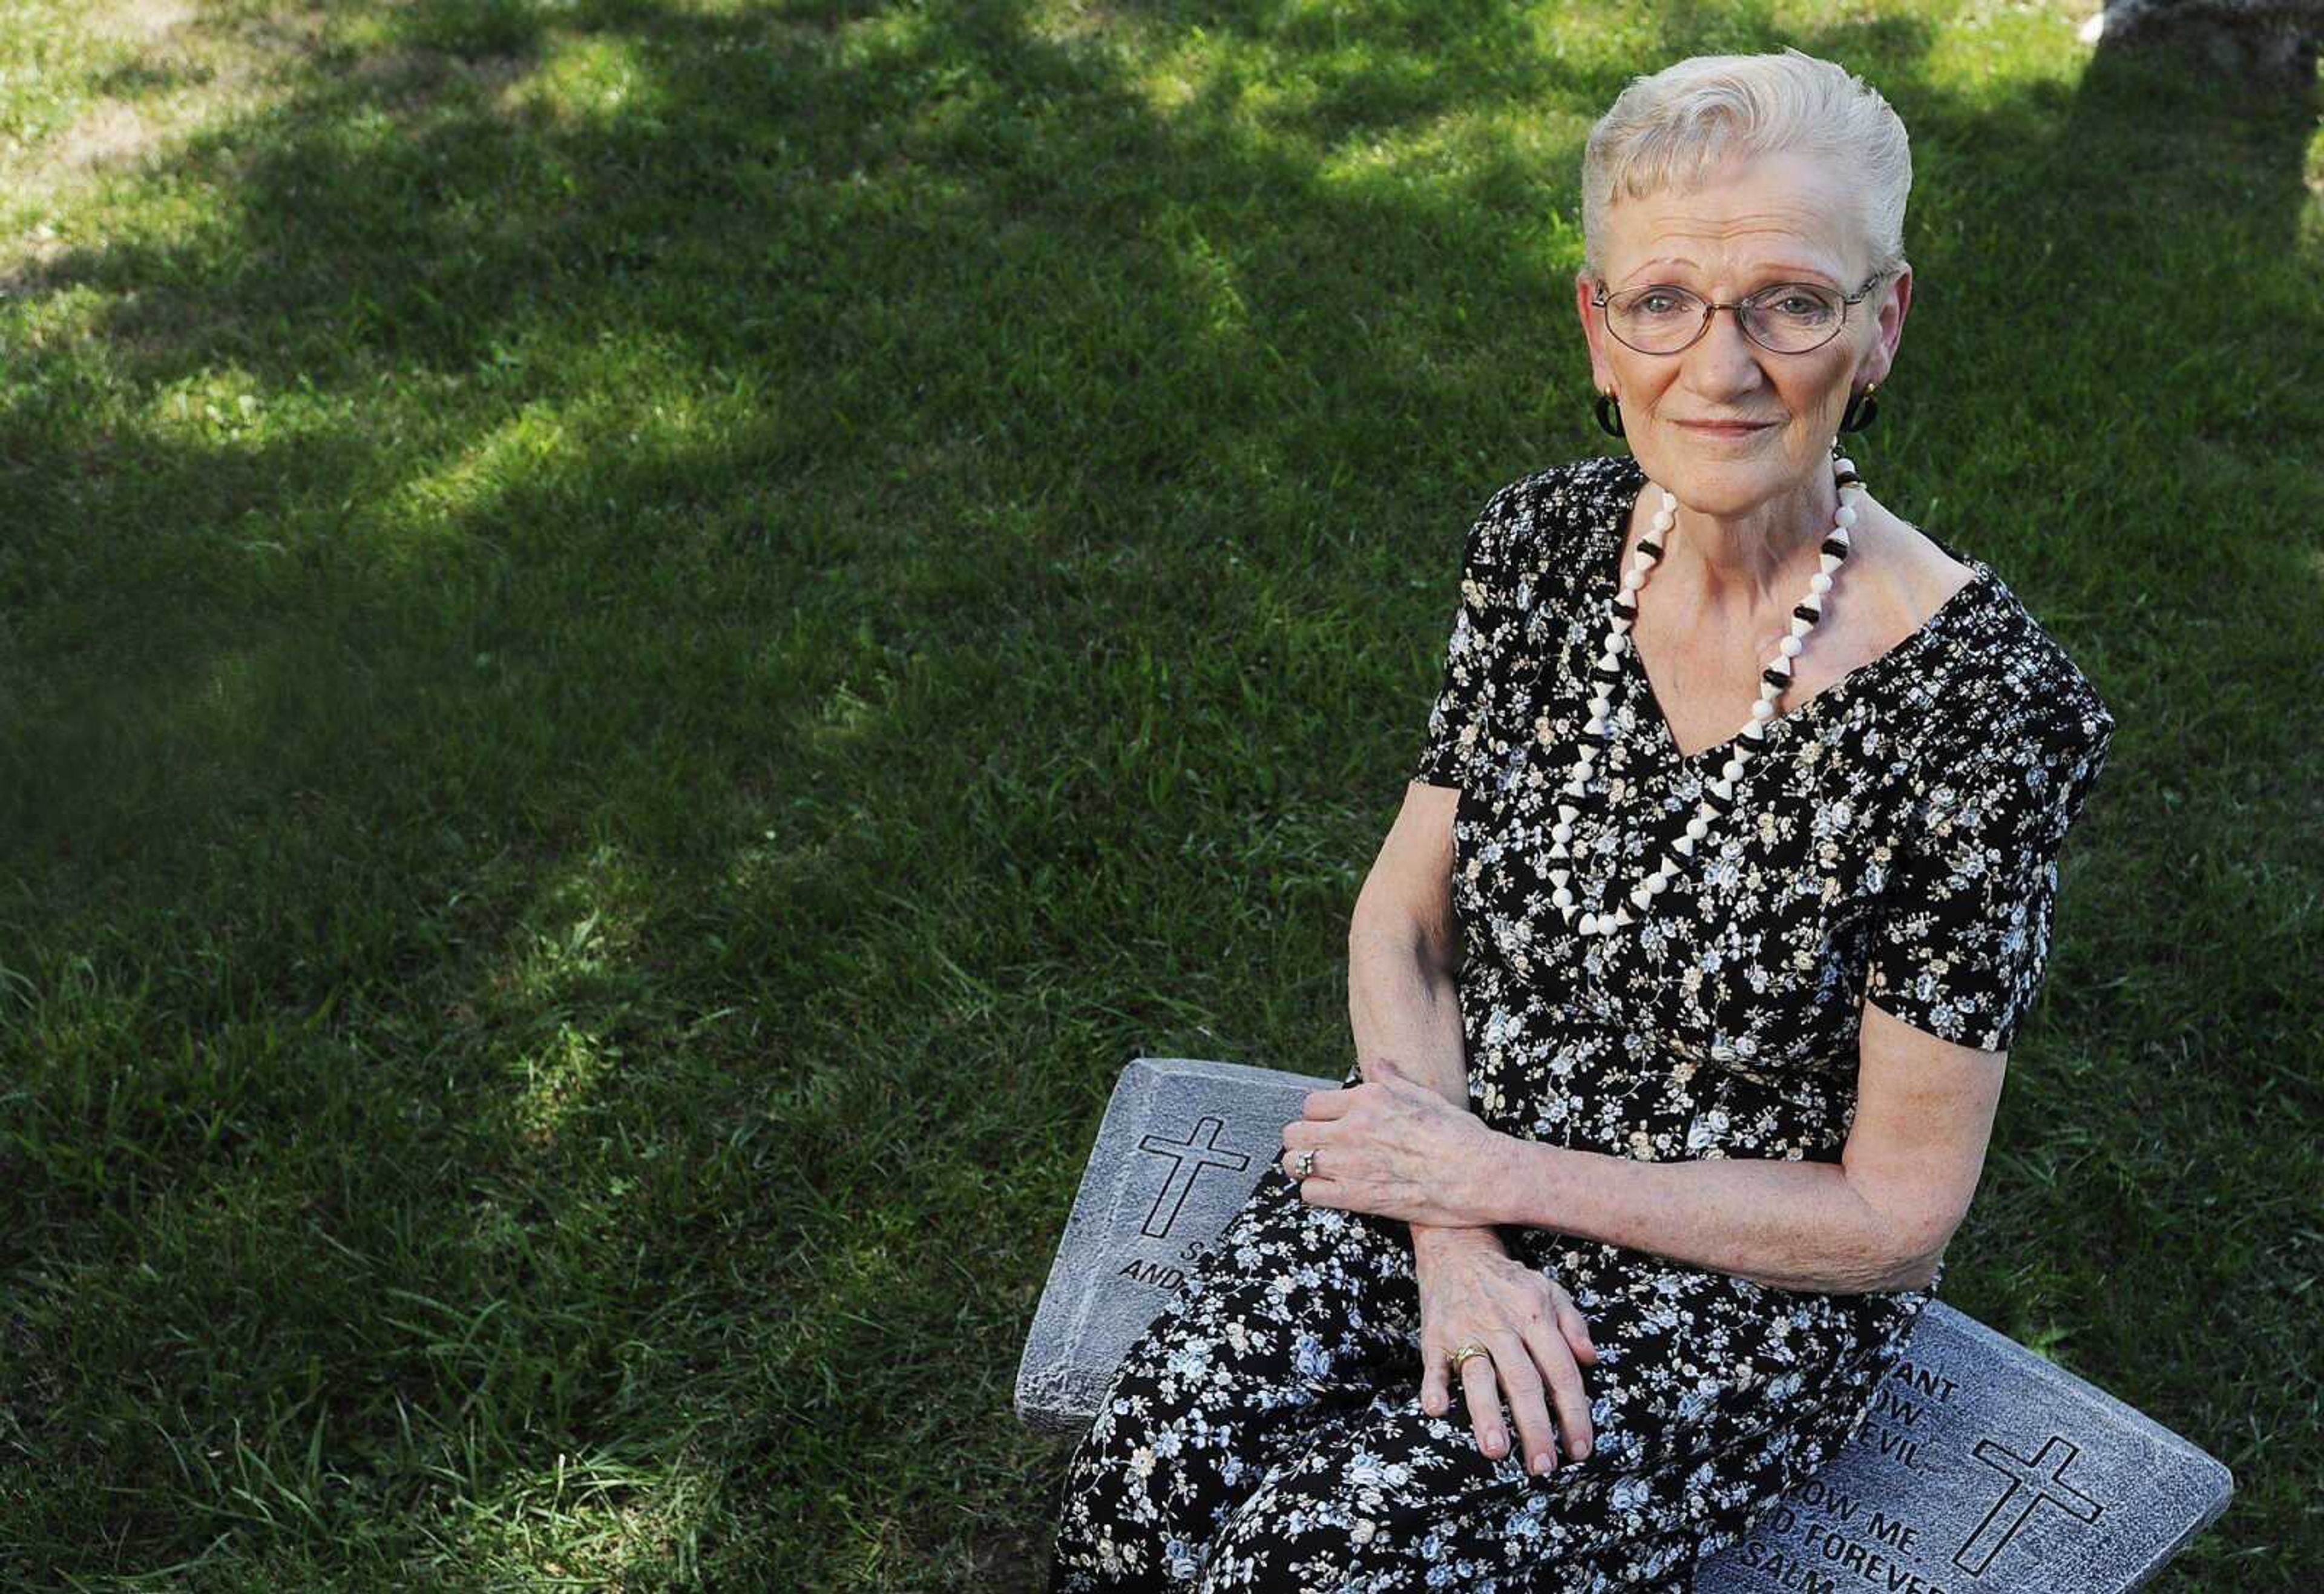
[1650,450,1812,512]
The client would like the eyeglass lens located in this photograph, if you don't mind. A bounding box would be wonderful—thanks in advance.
[1603,285,1845,354]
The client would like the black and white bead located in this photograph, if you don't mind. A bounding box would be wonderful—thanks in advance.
[1551,458,1861,938]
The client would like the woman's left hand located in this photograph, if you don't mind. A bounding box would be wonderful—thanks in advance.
[1280,1057,1509,1229]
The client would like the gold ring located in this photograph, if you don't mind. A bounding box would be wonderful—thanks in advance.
[1448,1342,1492,1374]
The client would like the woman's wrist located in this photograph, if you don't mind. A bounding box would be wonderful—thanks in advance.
[1409,1220,1508,1259]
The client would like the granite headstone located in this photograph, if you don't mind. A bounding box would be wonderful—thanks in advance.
[1021,1056,2234,1591]
[1692,1306,2233,1591]
[1018,1055,1324,1432]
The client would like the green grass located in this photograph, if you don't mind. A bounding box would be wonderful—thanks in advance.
[1,0,2316,1586]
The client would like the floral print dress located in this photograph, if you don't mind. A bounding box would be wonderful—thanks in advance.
[1048,452,2117,1592]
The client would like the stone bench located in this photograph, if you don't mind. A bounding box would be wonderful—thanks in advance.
[1020,1057,2234,1591]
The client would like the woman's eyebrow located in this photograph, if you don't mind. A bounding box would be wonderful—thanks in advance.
[1756,265,1842,287]
[1619,259,1842,288]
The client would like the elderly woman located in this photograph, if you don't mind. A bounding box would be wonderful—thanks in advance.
[1049,48,2115,1592]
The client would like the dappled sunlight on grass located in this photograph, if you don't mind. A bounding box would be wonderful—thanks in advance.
[1132,32,1213,114]
[491,848,648,1108]
[801,671,908,754]
[496,28,669,130]
[143,362,290,452]
[427,1439,719,1585]
[370,403,588,555]
[1311,104,1592,216]
[0,0,309,245]
[1157,202,1259,345]
[508,1010,619,1158]
[1919,4,2093,85]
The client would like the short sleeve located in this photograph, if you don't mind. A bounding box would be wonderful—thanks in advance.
[1863,690,2118,1052]
[1413,479,1531,790]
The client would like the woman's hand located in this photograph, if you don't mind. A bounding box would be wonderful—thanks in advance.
[1410,1227,1600,1475]
[1278,1057,1507,1230]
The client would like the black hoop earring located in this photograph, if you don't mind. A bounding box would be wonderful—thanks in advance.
[1839,382,1880,434]
[1594,390,1625,438]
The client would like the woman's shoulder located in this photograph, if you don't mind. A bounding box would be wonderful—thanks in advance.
[1466,453,1643,578]
[1921,560,2118,771]
[1498,453,1646,529]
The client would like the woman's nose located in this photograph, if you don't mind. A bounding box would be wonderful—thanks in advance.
[1693,303,1771,367]
[1681,311,1776,397]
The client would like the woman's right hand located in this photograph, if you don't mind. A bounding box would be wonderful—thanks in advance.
[1409,1227,1599,1475]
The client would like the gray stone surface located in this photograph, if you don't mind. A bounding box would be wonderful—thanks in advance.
[1017,1055,1323,1434]
[1692,1306,2233,1592]
[2082,1,2322,83]
[1023,1057,2234,1590]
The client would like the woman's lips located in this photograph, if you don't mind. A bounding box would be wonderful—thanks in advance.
[1676,420,1776,433]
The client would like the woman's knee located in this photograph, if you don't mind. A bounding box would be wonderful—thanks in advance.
[1193,1401,1588,1591]
[1049,1404,1219,1590]
[1050,1342,1302,1585]
[1188,1472,1316,1594]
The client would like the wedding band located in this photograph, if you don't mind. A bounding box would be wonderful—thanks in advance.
[1294,1148,1317,1178]
[1448,1342,1492,1373]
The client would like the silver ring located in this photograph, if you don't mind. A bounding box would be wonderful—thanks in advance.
[1295,1147,1317,1178]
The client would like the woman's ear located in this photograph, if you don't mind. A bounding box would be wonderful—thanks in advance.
[1862,267,1911,386]
[1574,271,1613,394]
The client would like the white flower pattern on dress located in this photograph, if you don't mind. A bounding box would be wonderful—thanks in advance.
[1048,455,2114,1591]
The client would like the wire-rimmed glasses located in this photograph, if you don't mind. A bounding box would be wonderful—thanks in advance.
[1589,271,1890,355]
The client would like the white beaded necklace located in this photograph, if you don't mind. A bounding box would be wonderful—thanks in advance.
[1549,451,1863,939]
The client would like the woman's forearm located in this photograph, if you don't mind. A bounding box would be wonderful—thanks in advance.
[1347,912,1466,1108]
[1345,906,1500,1254]
[1485,1139,1936,1295]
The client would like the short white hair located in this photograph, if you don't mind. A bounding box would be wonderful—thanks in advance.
[1581,47,1911,285]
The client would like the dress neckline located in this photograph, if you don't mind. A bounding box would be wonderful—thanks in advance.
[1588,453,1995,771]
